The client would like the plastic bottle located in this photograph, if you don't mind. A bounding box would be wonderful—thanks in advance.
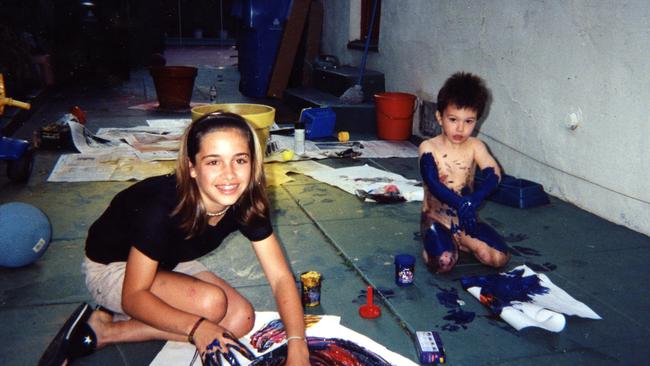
[294,121,305,155]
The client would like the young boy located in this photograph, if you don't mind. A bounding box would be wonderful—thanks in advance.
[419,72,510,273]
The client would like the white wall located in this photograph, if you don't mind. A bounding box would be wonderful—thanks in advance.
[321,0,650,236]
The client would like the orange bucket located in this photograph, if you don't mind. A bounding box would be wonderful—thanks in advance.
[374,92,417,140]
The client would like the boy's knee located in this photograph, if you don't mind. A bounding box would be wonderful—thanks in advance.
[423,248,457,273]
[491,251,511,268]
[477,248,509,268]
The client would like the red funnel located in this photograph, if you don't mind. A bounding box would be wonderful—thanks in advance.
[359,286,381,319]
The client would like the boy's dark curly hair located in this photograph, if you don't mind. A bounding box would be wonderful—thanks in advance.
[437,72,489,119]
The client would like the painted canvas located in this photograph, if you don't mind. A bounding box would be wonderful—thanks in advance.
[150,312,417,366]
[461,265,601,332]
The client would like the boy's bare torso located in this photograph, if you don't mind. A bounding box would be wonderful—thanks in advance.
[420,136,478,229]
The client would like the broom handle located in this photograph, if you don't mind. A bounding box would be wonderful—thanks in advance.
[357,0,378,85]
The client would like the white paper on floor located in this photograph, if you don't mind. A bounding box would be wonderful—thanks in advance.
[461,265,601,332]
[150,311,417,366]
[292,161,423,202]
[48,119,188,182]
[265,135,418,162]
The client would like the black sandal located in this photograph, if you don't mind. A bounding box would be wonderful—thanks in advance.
[38,302,98,366]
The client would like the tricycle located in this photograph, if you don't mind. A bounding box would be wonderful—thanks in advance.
[0,73,34,182]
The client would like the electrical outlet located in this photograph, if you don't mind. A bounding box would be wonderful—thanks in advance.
[567,107,583,130]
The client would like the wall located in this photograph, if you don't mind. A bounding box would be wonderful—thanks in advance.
[321,0,650,236]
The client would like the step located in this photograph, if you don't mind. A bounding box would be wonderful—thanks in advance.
[312,66,385,102]
[283,87,377,134]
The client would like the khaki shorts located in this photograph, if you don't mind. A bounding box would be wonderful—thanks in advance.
[82,256,208,317]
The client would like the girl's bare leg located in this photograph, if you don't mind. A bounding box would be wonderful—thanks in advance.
[88,270,253,348]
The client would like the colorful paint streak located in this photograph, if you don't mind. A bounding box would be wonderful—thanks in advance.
[249,337,392,366]
[249,315,322,352]
[460,268,550,315]
[435,286,475,331]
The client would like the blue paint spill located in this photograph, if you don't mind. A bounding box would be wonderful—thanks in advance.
[377,288,395,298]
[460,268,550,315]
[436,286,461,308]
[442,309,475,331]
[353,287,395,304]
[512,245,541,256]
[543,262,557,271]
[503,233,529,242]
[524,261,557,272]
[435,286,475,332]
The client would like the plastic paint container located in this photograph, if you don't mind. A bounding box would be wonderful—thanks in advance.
[300,271,322,307]
[394,254,415,286]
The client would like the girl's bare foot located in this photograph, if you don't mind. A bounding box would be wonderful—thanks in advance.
[86,308,113,349]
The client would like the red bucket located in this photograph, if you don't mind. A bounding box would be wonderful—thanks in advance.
[374,92,417,140]
[149,66,198,110]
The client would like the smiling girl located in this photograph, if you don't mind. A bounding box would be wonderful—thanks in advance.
[40,113,310,366]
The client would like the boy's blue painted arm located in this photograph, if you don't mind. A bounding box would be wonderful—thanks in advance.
[419,153,462,207]
[420,153,477,233]
[467,167,499,205]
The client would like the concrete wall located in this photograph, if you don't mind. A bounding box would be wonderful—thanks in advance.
[321,0,650,236]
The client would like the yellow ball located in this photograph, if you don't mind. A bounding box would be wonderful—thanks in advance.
[282,149,294,161]
[338,131,350,142]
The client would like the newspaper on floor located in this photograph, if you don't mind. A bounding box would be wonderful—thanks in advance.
[150,311,417,366]
[461,264,601,332]
[265,135,418,162]
[51,119,420,183]
[286,160,424,202]
[68,121,130,155]
[49,119,190,182]
[47,153,176,182]
[69,119,188,161]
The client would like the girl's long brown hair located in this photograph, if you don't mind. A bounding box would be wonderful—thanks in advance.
[173,112,269,238]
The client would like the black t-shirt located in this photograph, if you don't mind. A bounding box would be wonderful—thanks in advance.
[85,174,273,270]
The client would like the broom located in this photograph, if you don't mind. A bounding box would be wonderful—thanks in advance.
[339,0,379,104]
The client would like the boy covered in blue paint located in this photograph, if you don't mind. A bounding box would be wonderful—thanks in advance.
[419,72,510,273]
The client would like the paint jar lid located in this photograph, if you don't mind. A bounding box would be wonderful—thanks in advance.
[394,254,415,266]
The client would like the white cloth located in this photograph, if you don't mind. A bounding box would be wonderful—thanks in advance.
[463,265,601,332]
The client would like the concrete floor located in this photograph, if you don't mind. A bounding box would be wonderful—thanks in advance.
[1,46,649,366]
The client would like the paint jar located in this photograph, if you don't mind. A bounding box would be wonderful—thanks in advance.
[300,271,322,307]
[394,254,415,286]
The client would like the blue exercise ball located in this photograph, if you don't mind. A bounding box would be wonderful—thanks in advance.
[0,202,52,268]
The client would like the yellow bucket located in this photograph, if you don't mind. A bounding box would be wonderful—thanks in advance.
[191,103,275,152]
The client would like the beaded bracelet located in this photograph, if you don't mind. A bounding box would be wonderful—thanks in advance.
[188,317,206,345]
[286,335,307,343]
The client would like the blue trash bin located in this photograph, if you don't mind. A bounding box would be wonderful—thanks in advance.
[233,0,291,97]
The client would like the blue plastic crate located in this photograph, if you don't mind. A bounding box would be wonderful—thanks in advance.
[475,172,550,209]
[300,107,336,139]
